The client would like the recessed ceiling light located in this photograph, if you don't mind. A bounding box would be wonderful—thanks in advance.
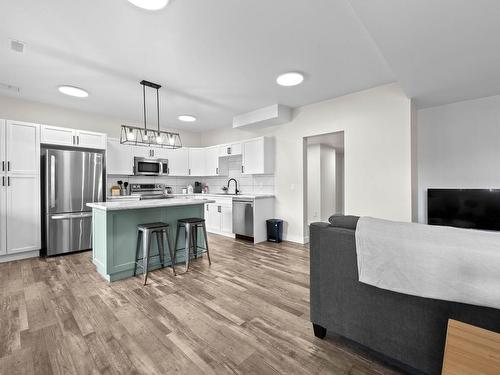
[276,72,304,87]
[58,85,89,98]
[178,115,197,122]
[127,0,169,10]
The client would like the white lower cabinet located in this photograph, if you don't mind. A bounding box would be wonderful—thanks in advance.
[6,175,40,253]
[205,197,233,237]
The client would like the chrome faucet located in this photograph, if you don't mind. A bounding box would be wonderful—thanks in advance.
[227,178,239,195]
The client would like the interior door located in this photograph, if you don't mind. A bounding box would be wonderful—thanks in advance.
[6,121,39,175]
[6,175,40,254]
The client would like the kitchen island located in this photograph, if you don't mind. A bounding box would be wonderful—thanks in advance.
[87,198,215,282]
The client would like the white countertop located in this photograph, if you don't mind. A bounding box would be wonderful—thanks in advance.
[87,198,216,212]
[170,193,275,200]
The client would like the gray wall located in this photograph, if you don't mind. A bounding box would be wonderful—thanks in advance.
[417,94,500,223]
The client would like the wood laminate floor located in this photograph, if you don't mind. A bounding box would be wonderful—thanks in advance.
[0,234,402,375]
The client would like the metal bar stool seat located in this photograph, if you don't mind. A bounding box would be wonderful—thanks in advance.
[134,222,176,285]
[174,218,211,272]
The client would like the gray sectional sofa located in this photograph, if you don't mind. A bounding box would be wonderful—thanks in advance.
[309,217,500,375]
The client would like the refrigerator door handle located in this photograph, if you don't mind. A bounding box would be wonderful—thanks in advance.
[49,154,56,208]
[50,212,93,220]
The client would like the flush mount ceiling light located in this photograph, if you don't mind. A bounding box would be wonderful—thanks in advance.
[178,115,197,122]
[276,72,304,87]
[127,0,169,10]
[58,85,89,98]
[120,80,182,149]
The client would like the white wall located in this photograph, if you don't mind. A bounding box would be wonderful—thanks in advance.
[417,94,500,223]
[200,83,413,243]
[0,95,201,146]
[320,145,336,221]
[307,144,322,223]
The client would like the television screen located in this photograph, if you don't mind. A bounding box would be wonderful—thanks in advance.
[427,189,500,231]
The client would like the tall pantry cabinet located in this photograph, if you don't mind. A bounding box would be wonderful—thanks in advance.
[0,120,41,257]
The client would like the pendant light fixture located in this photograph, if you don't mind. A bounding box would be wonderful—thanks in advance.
[120,80,182,149]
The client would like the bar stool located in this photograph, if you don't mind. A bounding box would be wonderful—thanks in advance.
[134,222,176,285]
[174,218,211,272]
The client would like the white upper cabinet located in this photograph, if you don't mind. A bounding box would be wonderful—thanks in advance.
[205,146,220,176]
[188,148,206,176]
[75,130,107,149]
[6,121,40,175]
[242,137,274,174]
[41,125,106,149]
[41,125,74,146]
[168,148,189,176]
[107,138,133,175]
[219,142,242,157]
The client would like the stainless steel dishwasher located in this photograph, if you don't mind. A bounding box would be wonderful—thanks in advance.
[232,198,254,237]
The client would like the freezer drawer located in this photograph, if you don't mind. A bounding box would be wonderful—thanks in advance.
[46,212,92,256]
[232,199,254,237]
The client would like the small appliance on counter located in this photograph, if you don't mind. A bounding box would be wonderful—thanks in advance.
[194,181,203,193]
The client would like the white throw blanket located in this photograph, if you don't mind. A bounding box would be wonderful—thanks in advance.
[355,217,500,310]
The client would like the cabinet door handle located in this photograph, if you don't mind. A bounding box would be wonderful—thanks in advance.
[1,161,4,171]
[7,161,10,171]
[7,177,10,186]
[77,135,80,145]
[228,147,231,155]
[206,205,209,212]
[2,176,4,186]
[241,165,244,173]
[216,167,218,175]
[218,205,221,213]
[189,169,191,175]
[167,167,170,175]
[73,135,75,144]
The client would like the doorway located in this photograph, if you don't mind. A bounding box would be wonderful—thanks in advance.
[304,131,345,241]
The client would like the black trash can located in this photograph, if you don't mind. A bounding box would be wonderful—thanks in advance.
[266,219,283,243]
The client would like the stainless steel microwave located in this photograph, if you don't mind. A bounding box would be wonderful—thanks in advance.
[133,157,168,176]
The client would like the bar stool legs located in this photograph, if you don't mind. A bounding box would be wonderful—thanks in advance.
[134,223,176,285]
[175,218,211,273]
[202,222,212,265]
[142,230,152,285]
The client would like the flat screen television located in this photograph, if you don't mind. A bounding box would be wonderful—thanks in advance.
[427,189,500,231]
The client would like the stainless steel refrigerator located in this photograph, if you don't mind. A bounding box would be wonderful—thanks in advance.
[42,148,104,256]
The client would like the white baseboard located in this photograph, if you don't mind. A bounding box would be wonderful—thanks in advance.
[207,230,235,239]
[282,233,307,244]
[0,250,40,263]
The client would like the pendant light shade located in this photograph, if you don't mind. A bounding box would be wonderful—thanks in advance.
[120,80,182,149]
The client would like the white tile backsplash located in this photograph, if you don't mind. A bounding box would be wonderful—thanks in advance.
[107,155,274,195]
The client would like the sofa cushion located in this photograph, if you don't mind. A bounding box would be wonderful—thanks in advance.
[328,215,359,230]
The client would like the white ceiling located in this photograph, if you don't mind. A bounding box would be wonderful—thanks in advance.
[348,0,500,108]
[0,0,499,131]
